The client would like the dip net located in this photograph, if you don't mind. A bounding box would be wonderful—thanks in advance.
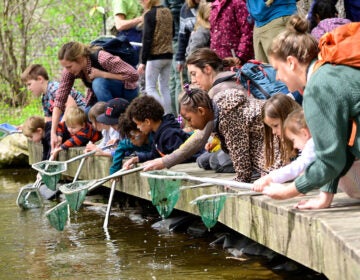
[195,195,227,230]
[46,202,69,231]
[32,161,65,190]
[143,171,182,219]
[16,186,43,209]
[59,180,93,211]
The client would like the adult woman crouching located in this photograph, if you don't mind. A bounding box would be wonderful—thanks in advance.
[264,15,360,209]
[50,41,139,149]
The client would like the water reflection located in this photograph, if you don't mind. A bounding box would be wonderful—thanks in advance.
[0,168,325,280]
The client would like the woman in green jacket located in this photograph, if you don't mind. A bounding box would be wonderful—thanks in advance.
[263,15,360,209]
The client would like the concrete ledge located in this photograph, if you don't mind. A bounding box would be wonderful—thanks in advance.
[29,142,360,280]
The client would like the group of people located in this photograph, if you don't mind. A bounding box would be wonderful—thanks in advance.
[19,0,360,212]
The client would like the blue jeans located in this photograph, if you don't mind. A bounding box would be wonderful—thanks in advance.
[92,77,138,103]
[85,78,138,117]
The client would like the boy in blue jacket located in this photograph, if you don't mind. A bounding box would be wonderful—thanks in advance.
[123,95,191,168]
[109,114,152,174]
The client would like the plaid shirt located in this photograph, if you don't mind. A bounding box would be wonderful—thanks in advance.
[57,121,102,150]
[54,50,139,111]
[43,81,85,117]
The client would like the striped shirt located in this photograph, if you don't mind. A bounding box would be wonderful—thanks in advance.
[54,50,139,111]
[57,122,102,150]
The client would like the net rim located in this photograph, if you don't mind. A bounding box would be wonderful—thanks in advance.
[32,161,67,176]
[59,180,94,194]
[140,170,187,179]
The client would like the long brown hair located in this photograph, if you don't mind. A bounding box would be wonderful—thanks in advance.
[262,94,301,168]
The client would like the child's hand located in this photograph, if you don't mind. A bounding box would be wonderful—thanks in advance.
[253,175,273,192]
[84,142,96,153]
[205,142,214,151]
[123,156,139,169]
[106,139,118,146]
[295,192,334,209]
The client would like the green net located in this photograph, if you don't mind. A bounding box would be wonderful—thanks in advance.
[16,187,43,209]
[32,161,66,190]
[46,202,69,231]
[146,171,182,219]
[41,173,61,191]
[59,180,92,211]
[196,195,227,230]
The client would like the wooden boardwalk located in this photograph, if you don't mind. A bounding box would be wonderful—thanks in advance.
[28,143,360,280]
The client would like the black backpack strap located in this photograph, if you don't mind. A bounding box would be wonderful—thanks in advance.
[212,74,236,87]
[89,49,104,71]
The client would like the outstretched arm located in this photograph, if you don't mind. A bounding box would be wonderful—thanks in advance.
[262,182,301,200]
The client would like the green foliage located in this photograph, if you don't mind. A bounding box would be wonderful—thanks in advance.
[0,0,112,124]
[0,96,42,125]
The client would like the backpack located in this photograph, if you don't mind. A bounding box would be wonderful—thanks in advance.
[314,22,360,72]
[235,60,289,99]
[212,60,290,100]
[90,36,139,68]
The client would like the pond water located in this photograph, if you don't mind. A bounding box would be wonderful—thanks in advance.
[0,168,326,280]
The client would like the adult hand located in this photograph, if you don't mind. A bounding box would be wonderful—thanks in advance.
[50,130,59,151]
[295,192,334,209]
[143,158,165,171]
[137,64,145,75]
[51,146,62,160]
[262,182,300,200]
[253,175,273,192]
[89,67,105,80]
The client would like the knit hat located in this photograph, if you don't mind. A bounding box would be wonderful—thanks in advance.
[96,98,129,125]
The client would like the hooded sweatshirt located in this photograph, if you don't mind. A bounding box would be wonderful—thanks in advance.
[137,114,190,162]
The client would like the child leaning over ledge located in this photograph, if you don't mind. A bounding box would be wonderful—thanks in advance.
[22,116,52,161]
[123,95,194,168]
[52,106,102,158]
[109,114,152,174]
[21,64,85,123]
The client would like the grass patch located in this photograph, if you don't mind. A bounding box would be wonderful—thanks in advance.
[0,99,42,126]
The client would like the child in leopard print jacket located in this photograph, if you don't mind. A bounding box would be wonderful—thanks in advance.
[179,87,270,183]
